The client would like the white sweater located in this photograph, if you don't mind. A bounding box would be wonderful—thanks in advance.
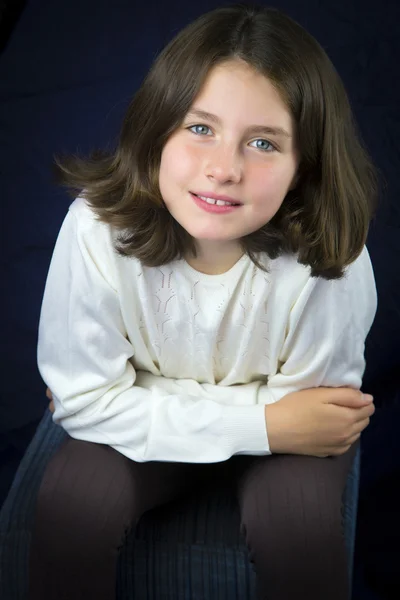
[38,197,377,463]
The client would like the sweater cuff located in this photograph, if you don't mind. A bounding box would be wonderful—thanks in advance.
[221,404,271,455]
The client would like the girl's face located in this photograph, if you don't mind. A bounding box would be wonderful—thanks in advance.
[159,59,299,263]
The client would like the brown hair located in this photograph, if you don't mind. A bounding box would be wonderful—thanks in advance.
[55,3,379,279]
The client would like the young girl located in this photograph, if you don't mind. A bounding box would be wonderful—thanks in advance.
[29,4,378,600]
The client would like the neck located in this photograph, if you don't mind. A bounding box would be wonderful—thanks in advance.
[185,241,244,275]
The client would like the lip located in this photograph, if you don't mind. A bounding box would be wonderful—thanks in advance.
[192,191,242,205]
[190,192,241,214]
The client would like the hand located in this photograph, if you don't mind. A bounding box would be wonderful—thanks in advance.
[46,387,55,414]
[265,387,375,457]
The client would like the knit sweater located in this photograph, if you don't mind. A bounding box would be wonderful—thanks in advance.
[37,197,377,463]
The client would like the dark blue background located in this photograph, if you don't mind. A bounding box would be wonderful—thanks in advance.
[1,1,399,598]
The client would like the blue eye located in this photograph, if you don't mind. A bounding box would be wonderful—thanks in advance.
[249,139,275,152]
[188,124,212,136]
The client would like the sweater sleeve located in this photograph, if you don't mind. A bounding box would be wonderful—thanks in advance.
[258,246,378,405]
[37,206,269,463]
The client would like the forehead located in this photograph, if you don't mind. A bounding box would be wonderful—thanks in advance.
[191,59,293,131]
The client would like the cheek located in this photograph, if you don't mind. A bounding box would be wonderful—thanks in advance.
[178,143,203,177]
[161,141,200,187]
[250,161,296,201]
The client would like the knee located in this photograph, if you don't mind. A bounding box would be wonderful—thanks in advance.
[239,458,344,558]
[32,439,138,555]
[242,500,343,559]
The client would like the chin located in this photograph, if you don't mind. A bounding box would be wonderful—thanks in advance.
[190,232,233,242]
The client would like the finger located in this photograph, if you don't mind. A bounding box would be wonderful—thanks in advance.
[346,432,361,446]
[329,445,350,456]
[46,388,53,400]
[49,400,55,414]
[327,389,373,408]
[352,417,371,435]
[356,391,374,405]
[353,402,375,422]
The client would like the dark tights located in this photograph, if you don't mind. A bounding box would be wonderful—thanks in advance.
[29,438,357,600]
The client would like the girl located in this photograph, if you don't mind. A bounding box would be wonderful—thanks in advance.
[29,4,378,600]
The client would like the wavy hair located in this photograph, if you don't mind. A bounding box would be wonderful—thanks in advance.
[55,3,379,279]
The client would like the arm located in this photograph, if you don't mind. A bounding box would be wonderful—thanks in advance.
[258,245,377,404]
[46,314,375,458]
[259,247,378,455]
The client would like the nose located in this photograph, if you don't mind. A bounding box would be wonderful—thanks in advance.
[205,145,242,184]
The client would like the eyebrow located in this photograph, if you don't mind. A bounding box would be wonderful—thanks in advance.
[186,108,292,139]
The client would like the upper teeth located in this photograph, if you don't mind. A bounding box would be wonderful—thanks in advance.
[197,195,236,206]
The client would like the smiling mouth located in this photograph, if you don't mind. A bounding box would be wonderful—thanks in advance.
[190,192,242,214]
[192,193,241,207]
